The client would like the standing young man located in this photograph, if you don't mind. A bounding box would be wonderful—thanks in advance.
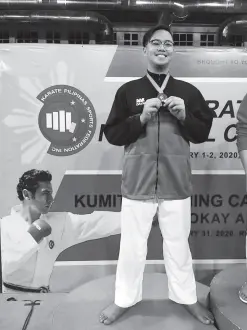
[236,93,247,303]
[100,25,214,325]
[1,169,121,293]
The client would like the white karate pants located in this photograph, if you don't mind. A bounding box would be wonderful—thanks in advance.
[115,197,197,307]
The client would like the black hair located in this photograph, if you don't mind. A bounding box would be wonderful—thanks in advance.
[142,24,173,47]
[17,169,52,201]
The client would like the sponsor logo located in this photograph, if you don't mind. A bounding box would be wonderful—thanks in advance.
[136,98,145,106]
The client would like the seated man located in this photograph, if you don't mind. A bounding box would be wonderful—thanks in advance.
[1,169,121,293]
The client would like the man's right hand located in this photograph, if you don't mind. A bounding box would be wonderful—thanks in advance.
[28,219,52,243]
[140,98,162,125]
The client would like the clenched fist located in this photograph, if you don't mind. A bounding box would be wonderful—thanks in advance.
[140,98,162,125]
[28,219,52,243]
[163,96,186,121]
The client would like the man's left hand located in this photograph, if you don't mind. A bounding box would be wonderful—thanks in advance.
[163,96,186,121]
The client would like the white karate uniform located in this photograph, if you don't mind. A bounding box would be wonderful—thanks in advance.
[115,197,197,307]
[1,205,121,292]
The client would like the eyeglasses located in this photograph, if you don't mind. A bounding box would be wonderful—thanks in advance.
[149,39,174,49]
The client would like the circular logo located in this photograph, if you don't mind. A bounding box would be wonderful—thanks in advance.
[49,240,55,249]
[37,85,97,156]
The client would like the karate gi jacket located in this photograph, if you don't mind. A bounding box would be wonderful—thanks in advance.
[1,205,120,290]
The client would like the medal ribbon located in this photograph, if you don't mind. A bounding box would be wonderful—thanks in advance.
[146,72,170,96]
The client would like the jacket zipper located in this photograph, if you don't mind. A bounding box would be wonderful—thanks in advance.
[155,111,160,196]
[154,74,162,197]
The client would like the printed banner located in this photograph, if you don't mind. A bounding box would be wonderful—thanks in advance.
[107,47,247,77]
[0,44,247,261]
[54,172,247,260]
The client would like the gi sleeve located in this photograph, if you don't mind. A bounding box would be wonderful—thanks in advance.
[104,84,145,146]
[179,87,214,144]
[236,93,247,152]
[1,219,39,276]
[61,211,121,249]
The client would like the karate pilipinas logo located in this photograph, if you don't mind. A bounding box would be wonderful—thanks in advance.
[37,85,97,156]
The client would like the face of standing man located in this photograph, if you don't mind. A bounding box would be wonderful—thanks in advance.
[143,29,174,73]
